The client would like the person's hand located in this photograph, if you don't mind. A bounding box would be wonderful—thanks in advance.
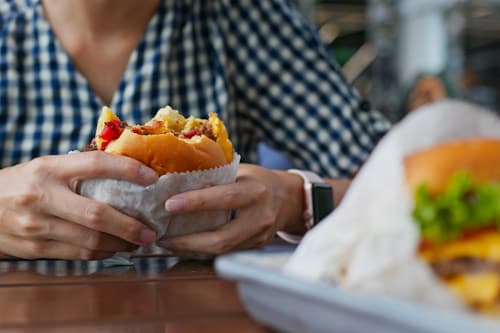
[0,151,158,260]
[158,164,305,257]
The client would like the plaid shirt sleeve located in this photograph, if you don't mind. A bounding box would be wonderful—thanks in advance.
[0,0,6,24]
[214,0,391,178]
[0,2,7,30]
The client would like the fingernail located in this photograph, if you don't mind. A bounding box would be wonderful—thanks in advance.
[140,229,156,245]
[139,165,158,183]
[165,196,186,212]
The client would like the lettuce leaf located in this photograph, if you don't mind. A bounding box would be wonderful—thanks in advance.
[412,172,500,242]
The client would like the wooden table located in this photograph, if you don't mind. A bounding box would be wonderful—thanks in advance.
[0,254,273,332]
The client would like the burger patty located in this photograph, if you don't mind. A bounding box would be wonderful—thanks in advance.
[195,123,216,141]
[84,139,98,152]
[431,257,500,278]
[84,122,216,152]
[131,120,215,139]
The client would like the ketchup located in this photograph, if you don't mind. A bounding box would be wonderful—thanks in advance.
[183,129,201,139]
[99,120,123,150]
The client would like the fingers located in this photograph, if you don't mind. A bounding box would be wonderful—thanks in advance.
[0,210,136,252]
[161,165,282,256]
[0,153,156,260]
[18,153,158,246]
[0,234,115,260]
[46,190,156,246]
[31,152,158,187]
[158,210,273,256]
[165,180,266,213]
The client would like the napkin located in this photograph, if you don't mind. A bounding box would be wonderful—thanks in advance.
[79,154,240,238]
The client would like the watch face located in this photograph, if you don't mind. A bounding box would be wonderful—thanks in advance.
[311,183,334,225]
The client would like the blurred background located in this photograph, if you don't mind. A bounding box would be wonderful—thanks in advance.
[297,0,500,120]
[260,0,500,168]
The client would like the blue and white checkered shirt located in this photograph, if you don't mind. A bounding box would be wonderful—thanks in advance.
[0,0,390,178]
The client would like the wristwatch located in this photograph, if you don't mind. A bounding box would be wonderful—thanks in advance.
[277,169,334,244]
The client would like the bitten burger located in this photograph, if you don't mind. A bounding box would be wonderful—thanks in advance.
[86,106,233,175]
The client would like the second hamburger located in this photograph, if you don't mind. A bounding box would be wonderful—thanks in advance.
[405,138,500,314]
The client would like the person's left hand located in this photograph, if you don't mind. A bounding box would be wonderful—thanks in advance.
[157,164,305,257]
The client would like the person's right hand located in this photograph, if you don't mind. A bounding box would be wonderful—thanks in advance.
[0,151,158,260]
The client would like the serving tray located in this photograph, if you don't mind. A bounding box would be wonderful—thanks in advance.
[215,247,500,333]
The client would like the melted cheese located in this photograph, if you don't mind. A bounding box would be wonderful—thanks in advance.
[447,273,499,306]
[209,112,233,163]
[151,106,186,132]
[420,233,500,262]
[184,117,205,131]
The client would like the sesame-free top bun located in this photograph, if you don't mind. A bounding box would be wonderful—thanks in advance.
[105,129,228,175]
[404,138,500,195]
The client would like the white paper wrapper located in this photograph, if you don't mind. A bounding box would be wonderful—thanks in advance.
[285,100,500,309]
[79,154,240,239]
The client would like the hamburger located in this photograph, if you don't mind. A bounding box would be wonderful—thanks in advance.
[86,106,233,175]
[404,139,500,314]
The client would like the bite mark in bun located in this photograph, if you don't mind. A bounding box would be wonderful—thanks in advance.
[90,106,233,175]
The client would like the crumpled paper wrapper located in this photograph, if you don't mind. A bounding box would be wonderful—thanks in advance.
[79,154,240,238]
[285,100,500,309]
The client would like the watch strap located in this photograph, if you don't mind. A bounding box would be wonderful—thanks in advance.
[276,169,324,244]
[288,169,323,229]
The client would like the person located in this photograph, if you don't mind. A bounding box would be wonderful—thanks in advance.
[0,0,390,259]
[406,74,447,112]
